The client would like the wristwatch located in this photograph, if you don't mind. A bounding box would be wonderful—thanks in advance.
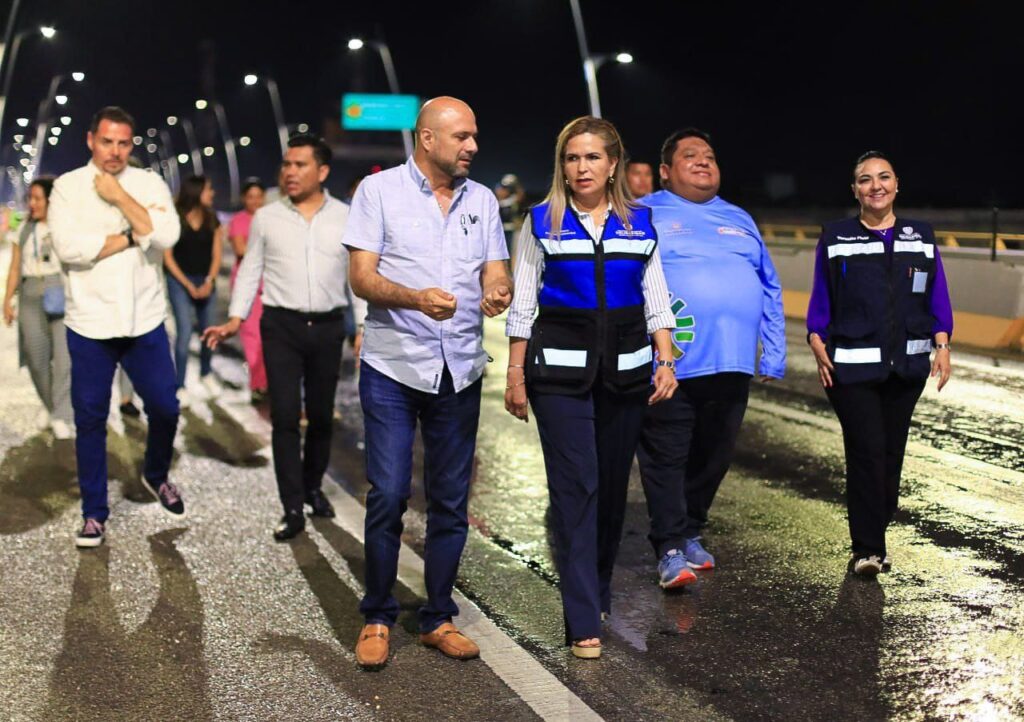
[125,229,136,247]
[656,360,675,369]
[935,343,951,351]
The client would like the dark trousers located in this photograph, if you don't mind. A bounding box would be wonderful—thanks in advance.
[826,373,925,558]
[530,384,646,641]
[260,306,345,515]
[66,325,179,522]
[358,362,482,634]
[637,373,751,558]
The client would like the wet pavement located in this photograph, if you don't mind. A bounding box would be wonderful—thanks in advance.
[2,241,1023,720]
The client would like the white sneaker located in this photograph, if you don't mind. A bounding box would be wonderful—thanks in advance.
[36,409,51,429]
[201,374,224,398]
[51,419,75,440]
[177,387,192,409]
[853,555,883,576]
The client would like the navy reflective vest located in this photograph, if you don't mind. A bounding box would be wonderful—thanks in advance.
[822,216,937,384]
[525,201,657,394]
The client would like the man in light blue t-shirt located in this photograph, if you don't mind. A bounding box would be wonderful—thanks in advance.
[637,128,786,589]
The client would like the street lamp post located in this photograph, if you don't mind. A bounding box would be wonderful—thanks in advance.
[566,0,633,118]
[207,101,240,205]
[32,71,84,176]
[244,74,288,158]
[347,37,414,157]
[0,25,56,148]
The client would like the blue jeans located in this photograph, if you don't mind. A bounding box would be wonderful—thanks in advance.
[67,325,180,522]
[358,362,482,633]
[166,272,214,388]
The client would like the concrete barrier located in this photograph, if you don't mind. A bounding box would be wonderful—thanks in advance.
[770,244,1024,350]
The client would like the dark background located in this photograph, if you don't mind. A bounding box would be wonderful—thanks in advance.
[1,0,1019,211]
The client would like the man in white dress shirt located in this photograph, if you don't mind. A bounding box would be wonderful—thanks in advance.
[49,106,184,548]
[204,135,365,541]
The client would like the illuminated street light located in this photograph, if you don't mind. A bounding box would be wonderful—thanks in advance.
[47,137,58,146]
[19,158,29,167]
[146,143,157,154]
[347,38,364,50]
[202,146,214,157]
[146,128,157,138]
[40,27,56,39]
[243,74,289,156]
[346,36,413,156]
[244,74,258,86]
[167,116,178,126]
[50,127,61,136]
[16,118,29,128]
[195,99,208,110]
[60,116,71,126]
[177,154,189,164]
[296,122,309,133]
[239,136,251,147]
[71,72,86,82]
[615,52,634,64]
[55,95,68,106]
[132,136,143,145]
[13,134,23,143]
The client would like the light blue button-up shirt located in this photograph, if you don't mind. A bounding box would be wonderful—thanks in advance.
[343,158,508,394]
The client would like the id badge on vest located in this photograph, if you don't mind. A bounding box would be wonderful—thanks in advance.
[911,268,928,294]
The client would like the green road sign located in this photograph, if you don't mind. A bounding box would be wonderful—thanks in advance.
[342,94,420,131]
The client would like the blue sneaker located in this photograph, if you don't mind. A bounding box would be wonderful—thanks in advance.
[684,537,715,570]
[658,549,697,589]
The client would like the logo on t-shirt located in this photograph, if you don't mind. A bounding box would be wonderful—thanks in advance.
[669,293,694,359]
[717,226,749,237]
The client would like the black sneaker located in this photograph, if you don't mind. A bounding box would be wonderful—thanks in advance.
[141,476,186,517]
[306,489,336,518]
[75,518,105,548]
[119,401,141,418]
[274,510,305,542]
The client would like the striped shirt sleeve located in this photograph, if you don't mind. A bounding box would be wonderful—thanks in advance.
[642,247,675,333]
[505,215,543,339]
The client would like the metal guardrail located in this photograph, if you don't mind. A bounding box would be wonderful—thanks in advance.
[760,224,1024,260]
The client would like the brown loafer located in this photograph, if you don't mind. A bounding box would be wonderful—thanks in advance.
[355,623,389,668]
[420,622,480,660]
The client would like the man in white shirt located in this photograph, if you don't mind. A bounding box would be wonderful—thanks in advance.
[49,106,184,549]
[204,135,365,542]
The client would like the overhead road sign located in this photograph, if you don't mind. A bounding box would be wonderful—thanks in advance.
[342,94,419,131]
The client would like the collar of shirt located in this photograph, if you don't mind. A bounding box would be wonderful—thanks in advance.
[568,197,610,239]
[280,188,334,216]
[406,157,468,200]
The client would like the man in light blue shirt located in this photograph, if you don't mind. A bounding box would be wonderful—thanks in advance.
[636,128,786,587]
[344,97,512,669]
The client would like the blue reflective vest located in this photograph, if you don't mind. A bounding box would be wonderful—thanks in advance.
[823,216,937,384]
[526,201,657,394]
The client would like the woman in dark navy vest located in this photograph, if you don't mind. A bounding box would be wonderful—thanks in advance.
[806,151,953,576]
[504,117,678,658]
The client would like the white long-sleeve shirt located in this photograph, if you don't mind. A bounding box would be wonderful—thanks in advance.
[49,162,180,339]
[505,203,676,339]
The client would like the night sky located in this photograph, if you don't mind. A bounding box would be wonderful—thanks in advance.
[2,0,1020,211]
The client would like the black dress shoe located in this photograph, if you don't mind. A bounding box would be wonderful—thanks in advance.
[306,489,336,518]
[273,510,305,541]
[119,401,141,418]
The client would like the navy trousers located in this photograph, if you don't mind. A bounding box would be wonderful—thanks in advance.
[358,362,482,634]
[67,324,179,522]
[530,384,646,642]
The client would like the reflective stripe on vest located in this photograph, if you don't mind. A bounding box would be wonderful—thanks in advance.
[617,345,652,371]
[537,237,595,255]
[542,348,588,367]
[827,242,885,259]
[602,237,657,256]
[834,347,882,364]
[906,339,932,355]
[893,240,934,259]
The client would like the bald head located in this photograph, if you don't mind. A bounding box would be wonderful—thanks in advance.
[414,96,479,181]
[415,96,475,135]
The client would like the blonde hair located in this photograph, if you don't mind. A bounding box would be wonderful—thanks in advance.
[543,116,635,237]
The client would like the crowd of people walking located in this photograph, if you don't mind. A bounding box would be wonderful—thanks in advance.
[1,97,953,666]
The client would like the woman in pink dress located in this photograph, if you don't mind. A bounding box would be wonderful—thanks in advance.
[229,180,267,403]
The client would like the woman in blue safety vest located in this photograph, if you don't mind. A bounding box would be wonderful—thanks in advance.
[806,151,953,576]
[504,116,678,658]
